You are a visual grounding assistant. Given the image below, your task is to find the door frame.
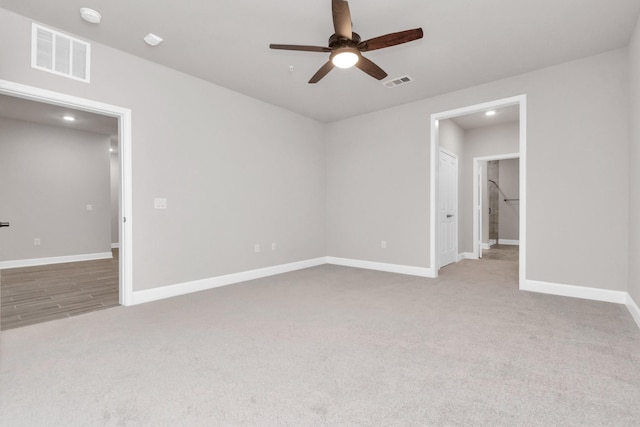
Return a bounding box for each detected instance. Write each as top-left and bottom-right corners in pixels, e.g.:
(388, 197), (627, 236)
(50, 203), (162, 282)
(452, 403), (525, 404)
(0, 79), (133, 306)
(430, 94), (527, 288)
(473, 153), (520, 259)
(438, 147), (459, 268)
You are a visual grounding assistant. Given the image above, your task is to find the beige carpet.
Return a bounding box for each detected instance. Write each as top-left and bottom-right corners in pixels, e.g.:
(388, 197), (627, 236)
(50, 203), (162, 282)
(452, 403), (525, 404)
(1, 257), (639, 426)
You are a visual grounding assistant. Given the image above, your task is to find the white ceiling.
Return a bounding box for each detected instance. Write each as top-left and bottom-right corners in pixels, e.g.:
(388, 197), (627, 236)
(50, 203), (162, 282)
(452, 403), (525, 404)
(1, 0), (640, 122)
(0, 94), (118, 136)
(450, 105), (519, 130)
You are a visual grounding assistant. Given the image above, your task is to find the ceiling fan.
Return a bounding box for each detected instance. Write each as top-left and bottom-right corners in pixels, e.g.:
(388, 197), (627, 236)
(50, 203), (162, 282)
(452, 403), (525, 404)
(269, 0), (423, 83)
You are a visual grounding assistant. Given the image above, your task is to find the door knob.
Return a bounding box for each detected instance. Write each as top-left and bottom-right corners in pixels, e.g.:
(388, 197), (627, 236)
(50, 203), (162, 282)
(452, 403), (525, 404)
(0, 222), (10, 228)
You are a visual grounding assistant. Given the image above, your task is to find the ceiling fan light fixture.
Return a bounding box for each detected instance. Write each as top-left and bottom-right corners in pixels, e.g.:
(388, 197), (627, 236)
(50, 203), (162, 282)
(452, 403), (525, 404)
(331, 48), (359, 69)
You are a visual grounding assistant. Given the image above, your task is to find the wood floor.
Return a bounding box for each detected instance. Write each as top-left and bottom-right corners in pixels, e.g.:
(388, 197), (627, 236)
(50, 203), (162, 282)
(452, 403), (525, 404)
(0, 250), (119, 330)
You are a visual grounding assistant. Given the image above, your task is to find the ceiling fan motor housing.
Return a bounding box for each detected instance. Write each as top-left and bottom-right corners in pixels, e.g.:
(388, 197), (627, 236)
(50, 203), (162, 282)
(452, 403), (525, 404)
(329, 32), (361, 48)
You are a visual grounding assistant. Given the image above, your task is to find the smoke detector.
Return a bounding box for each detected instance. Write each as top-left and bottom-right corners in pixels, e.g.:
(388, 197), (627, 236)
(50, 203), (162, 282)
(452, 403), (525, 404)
(80, 8), (101, 24)
(144, 33), (164, 46)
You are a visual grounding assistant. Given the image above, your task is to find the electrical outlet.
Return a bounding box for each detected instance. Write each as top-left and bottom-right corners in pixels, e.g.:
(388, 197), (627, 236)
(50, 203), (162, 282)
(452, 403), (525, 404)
(86, 204), (93, 211)
(254, 244), (260, 253)
(34, 238), (41, 246)
(271, 242), (276, 251)
(381, 240), (387, 249)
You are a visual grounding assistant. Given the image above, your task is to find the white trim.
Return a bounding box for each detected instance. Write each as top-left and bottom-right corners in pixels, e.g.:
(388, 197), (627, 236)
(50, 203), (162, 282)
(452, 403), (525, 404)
(626, 294), (640, 329)
(111, 243), (120, 249)
(131, 258), (327, 305)
(430, 95), (527, 287)
(482, 242), (492, 250)
(0, 79), (133, 306)
(326, 256), (435, 278)
(518, 100), (527, 287)
(522, 280), (627, 304)
(498, 239), (520, 245)
(0, 252), (112, 269)
(457, 252), (477, 261)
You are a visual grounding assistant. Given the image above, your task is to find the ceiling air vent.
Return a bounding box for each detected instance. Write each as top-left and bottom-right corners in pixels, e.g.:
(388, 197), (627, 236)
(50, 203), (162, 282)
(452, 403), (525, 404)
(31, 23), (91, 83)
(383, 75), (413, 88)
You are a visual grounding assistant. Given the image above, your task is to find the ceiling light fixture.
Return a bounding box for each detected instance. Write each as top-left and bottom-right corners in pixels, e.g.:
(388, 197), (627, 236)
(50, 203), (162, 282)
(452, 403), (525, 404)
(63, 115), (75, 121)
(331, 47), (359, 69)
(485, 110), (496, 116)
(80, 8), (102, 24)
(144, 33), (164, 47)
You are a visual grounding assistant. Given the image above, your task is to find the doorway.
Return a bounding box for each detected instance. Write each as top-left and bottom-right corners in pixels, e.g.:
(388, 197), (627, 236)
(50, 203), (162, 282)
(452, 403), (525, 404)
(0, 79), (133, 330)
(473, 154), (520, 260)
(430, 95), (526, 286)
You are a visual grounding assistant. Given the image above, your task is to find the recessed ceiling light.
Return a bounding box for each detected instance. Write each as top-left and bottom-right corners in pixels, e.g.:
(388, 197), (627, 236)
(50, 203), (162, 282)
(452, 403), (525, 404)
(80, 8), (102, 24)
(63, 115), (75, 122)
(485, 110), (496, 116)
(144, 33), (164, 46)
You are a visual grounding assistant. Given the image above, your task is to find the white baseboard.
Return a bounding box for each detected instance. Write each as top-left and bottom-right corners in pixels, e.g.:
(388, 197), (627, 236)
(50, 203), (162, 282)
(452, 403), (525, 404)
(0, 252), (113, 269)
(131, 257), (327, 305)
(132, 256), (436, 305)
(326, 256), (435, 278)
(457, 252), (477, 262)
(481, 243), (491, 250)
(488, 239), (497, 247)
(111, 243), (120, 249)
(521, 279), (627, 304)
(626, 294), (640, 328)
(499, 239), (520, 245)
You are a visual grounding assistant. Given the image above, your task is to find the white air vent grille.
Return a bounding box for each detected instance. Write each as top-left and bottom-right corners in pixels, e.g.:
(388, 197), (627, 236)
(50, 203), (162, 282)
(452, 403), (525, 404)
(31, 23), (90, 83)
(383, 75), (413, 88)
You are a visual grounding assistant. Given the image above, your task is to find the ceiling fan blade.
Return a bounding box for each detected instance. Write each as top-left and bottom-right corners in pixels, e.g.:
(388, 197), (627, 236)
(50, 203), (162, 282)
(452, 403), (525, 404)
(332, 0), (352, 40)
(309, 61), (335, 84)
(358, 28), (423, 52)
(270, 44), (332, 53)
(355, 55), (387, 80)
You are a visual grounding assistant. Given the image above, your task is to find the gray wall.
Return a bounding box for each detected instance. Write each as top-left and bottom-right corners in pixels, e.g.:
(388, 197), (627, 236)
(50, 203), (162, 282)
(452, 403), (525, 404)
(0, 8), (633, 295)
(498, 159), (519, 242)
(461, 123), (519, 253)
(0, 117), (111, 261)
(327, 48), (629, 291)
(629, 15), (640, 303)
(110, 142), (119, 246)
(437, 121), (519, 252)
(0, 9), (326, 291)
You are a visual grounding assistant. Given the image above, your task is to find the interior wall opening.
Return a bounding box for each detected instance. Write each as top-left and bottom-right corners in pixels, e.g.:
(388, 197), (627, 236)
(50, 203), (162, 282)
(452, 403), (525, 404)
(430, 95), (526, 287)
(0, 79), (133, 329)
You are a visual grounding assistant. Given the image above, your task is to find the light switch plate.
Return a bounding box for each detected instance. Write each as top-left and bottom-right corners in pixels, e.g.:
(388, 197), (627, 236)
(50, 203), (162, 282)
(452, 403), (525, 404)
(154, 198), (167, 209)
